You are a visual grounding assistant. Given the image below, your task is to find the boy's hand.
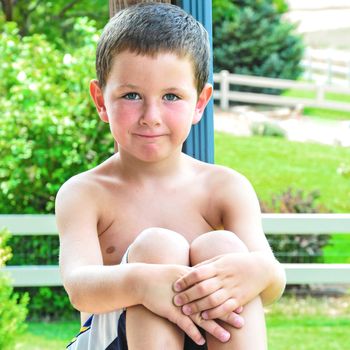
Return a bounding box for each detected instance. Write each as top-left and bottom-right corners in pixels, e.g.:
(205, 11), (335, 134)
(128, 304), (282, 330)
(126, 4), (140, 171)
(172, 253), (268, 320)
(140, 264), (233, 345)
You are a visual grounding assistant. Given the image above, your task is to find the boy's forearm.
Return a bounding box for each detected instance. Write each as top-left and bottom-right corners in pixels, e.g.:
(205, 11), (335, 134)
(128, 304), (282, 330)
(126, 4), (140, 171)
(252, 252), (286, 305)
(64, 263), (147, 314)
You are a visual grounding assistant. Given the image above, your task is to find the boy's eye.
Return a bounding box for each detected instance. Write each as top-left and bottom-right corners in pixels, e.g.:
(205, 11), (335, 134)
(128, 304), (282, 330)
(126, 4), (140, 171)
(123, 92), (141, 100)
(163, 93), (179, 101)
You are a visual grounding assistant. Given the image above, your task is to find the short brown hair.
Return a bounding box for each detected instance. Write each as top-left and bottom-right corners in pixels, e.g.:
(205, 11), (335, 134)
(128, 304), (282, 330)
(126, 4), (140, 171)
(96, 2), (210, 94)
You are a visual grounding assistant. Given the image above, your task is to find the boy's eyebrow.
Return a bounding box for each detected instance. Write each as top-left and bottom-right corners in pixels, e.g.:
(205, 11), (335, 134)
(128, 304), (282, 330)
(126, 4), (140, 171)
(161, 87), (190, 94)
(114, 84), (190, 94)
(115, 83), (140, 90)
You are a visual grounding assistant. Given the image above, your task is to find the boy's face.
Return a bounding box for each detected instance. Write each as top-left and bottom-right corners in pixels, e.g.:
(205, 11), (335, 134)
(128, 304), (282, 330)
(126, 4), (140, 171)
(90, 51), (212, 163)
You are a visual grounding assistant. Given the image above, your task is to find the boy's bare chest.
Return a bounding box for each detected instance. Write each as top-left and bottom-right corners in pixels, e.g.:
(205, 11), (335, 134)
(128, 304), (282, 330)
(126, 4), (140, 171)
(97, 186), (218, 265)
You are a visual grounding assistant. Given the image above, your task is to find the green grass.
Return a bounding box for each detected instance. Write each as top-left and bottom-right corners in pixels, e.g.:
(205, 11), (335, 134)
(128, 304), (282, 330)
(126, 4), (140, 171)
(215, 133), (350, 213)
(215, 132), (350, 262)
(266, 296), (350, 350)
(13, 297), (350, 350)
(14, 321), (78, 350)
(282, 88), (350, 121)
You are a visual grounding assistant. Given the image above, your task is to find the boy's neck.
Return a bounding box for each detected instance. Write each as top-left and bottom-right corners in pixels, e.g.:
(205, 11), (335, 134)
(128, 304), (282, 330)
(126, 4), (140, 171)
(116, 149), (189, 183)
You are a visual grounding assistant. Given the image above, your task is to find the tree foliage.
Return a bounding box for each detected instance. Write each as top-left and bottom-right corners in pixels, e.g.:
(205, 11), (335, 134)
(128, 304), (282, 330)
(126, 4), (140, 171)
(0, 0), (109, 48)
(212, 0), (304, 83)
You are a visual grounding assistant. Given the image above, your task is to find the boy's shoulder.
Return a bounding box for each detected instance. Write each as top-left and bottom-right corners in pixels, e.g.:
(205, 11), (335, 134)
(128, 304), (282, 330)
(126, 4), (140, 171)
(194, 158), (251, 190)
(55, 156), (117, 206)
(194, 159), (258, 209)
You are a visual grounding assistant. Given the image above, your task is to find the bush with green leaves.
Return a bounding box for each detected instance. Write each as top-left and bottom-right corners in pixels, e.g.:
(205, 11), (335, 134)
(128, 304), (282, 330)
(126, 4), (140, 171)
(0, 229), (29, 349)
(212, 0), (304, 93)
(0, 19), (113, 319)
(251, 121), (286, 138)
(0, 19), (113, 214)
(7, 234), (78, 320)
(260, 188), (330, 264)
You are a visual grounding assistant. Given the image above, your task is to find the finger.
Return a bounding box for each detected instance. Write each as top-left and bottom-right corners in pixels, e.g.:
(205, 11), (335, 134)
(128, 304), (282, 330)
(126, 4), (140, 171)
(235, 305), (244, 314)
(220, 311), (245, 329)
(173, 264), (216, 292)
(201, 298), (240, 320)
(173, 314), (206, 346)
(173, 277), (219, 306)
(195, 317), (230, 343)
(182, 289), (228, 315)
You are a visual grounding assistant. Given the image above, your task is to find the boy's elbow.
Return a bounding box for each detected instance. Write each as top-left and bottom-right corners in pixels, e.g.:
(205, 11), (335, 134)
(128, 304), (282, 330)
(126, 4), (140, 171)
(64, 280), (85, 312)
(63, 271), (93, 313)
(66, 286), (96, 313)
(64, 278), (107, 314)
(261, 260), (286, 305)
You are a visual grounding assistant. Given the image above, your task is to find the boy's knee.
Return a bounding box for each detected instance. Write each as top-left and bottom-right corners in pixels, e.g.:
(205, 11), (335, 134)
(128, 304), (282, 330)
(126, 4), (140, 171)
(190, 230), (248, 265)
(128, 227), (190, 265)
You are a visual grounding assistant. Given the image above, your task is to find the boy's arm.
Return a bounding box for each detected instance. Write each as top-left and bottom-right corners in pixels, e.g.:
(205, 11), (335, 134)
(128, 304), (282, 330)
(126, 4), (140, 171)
(220, 172), (286, 305)
(56, 177), (142, 313)
(173, 169), (286, 316)
(56, 177), (234, 345)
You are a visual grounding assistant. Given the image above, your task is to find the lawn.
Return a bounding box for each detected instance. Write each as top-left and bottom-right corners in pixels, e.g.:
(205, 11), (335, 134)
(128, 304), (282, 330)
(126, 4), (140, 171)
(214, 132), (350, 213)
(13, 296), (350, 350)
(214, 132), (350, 263)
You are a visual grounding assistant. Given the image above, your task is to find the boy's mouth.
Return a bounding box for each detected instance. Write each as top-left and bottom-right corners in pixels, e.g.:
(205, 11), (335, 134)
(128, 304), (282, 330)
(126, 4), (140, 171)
(134, 133), (166, 138)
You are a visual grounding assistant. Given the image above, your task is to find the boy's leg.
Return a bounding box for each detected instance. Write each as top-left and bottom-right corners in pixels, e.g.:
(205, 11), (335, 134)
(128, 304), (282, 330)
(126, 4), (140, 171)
(190, 231), (267, 350)
(126, 227), (189, 350)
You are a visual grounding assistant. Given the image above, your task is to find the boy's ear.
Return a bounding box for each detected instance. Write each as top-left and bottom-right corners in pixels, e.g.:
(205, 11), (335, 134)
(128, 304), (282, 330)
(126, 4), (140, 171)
(192, 83), (213, 125)
(90, 79), (109, 123)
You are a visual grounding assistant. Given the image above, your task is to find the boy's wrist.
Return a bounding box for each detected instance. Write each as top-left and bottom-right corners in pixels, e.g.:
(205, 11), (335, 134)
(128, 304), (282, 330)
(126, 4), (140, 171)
(127, 263), (150, 305)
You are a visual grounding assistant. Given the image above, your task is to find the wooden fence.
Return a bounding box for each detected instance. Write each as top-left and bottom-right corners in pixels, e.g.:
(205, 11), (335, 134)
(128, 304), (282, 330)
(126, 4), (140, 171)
(213, 71), (350, 112)
(1, 214), (350, 286)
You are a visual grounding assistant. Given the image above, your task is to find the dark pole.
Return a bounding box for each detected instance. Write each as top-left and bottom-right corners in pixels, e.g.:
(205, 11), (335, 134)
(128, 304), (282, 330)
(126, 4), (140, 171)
(175, 0), (214, 163)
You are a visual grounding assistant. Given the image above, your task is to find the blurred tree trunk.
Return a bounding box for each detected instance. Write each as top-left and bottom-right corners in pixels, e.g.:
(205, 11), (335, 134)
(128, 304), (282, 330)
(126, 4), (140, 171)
(1, 0), (13, 21)
(109, 0), (171, 152)
(109, 0), (171, 17)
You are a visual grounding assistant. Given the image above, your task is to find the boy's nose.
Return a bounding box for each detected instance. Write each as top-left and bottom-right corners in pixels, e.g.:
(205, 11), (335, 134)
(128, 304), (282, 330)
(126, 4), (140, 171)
(140, 101), (162, 126)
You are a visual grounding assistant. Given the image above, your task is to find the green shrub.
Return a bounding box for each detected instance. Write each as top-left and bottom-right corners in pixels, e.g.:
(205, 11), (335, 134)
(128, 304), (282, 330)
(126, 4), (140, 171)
(0, 19), (113, 214)
(7, 235), (77, 320)
(8, 235), (59, 266)
(213, 0), (304, 94)
(0, 229), (29, 349)
(260, 188), (330, 263)
(0, 19), (112, 319)
(14, 287), (78, 321)
(251, 122), (286, 138)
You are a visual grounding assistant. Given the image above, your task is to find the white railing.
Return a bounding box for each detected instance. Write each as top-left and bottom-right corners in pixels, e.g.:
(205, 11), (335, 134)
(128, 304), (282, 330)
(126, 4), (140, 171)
(213, 71), (350, 112)
(302, 48), (350, 87)
(1, 214), (350, 286)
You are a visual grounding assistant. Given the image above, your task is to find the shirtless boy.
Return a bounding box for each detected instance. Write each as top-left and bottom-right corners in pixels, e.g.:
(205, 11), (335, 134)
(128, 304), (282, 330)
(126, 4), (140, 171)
(55, 3), (286, 349)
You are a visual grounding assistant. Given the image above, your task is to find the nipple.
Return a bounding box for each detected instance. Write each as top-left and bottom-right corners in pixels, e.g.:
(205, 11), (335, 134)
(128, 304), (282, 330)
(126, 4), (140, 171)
(106, 246), (116, 254)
